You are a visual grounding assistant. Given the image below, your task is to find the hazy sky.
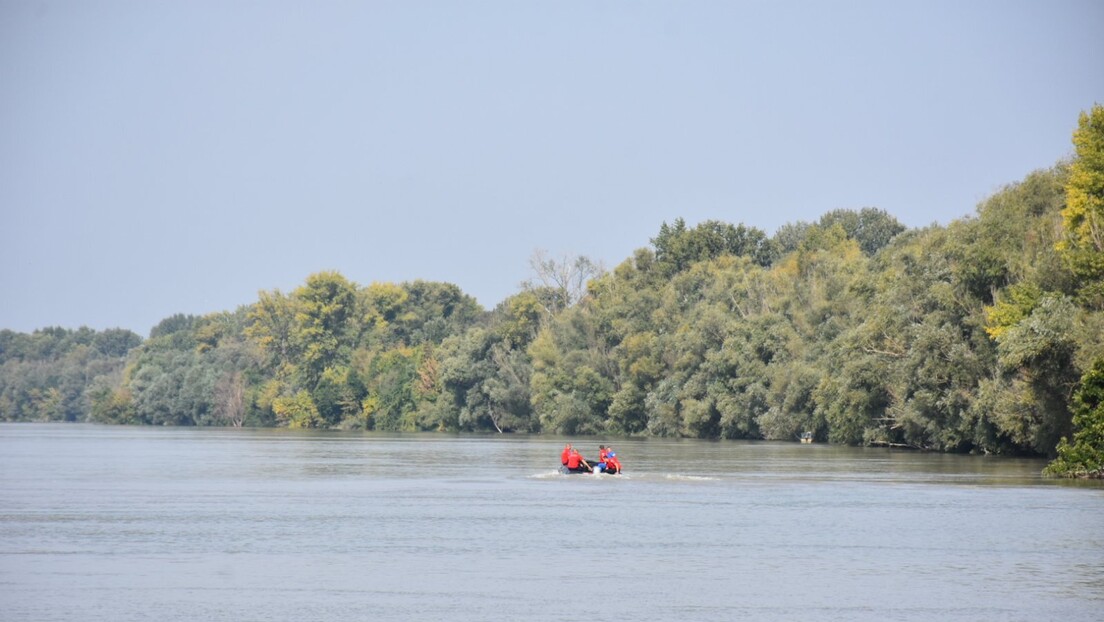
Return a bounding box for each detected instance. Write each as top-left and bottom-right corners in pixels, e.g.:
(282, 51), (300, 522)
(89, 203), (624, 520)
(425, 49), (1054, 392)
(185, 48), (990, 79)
(2, 1), (1102, 336)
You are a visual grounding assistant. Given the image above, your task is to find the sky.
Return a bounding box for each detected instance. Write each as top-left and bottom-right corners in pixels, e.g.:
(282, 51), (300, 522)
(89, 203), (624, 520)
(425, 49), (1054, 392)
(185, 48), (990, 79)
(2, 0), (1102, 336)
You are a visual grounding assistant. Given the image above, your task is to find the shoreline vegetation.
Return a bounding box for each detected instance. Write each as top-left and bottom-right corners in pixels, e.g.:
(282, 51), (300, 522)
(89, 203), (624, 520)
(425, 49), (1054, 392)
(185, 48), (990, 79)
(3, 106), (1103, 478)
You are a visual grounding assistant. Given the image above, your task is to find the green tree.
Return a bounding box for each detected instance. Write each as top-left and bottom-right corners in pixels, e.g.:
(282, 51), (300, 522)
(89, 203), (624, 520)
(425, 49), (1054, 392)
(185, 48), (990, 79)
(313, 366), (364, 427)
(1045, 357), (1104, 478)
(359, 347), (419, 431)
(494, 291), (544, 349)
(245, 289), (299, 376)
(991, 294), (1079, 453)
(818, 207), (906, 256)
(395, 280), (482, 344)
(772, 221), (814, 258)
(652, 218), (774, 276)
(358, 282), (411, 346)
(88, 384), (137, 424)
(985, 282), (1044, 340)
(528, 307), (612, 435)
(1, 327), (142, 422)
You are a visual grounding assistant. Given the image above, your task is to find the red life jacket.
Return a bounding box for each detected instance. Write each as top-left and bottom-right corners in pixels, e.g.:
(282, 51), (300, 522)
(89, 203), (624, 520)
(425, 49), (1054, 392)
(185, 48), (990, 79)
(566, 451), (582, 469)
(561, 446), (571, 465)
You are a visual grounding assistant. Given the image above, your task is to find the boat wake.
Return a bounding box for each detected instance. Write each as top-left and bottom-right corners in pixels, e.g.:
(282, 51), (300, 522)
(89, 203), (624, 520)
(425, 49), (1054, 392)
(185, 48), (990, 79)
(663, 473), (718, 482)
(528, 470), (631, 480)
(529, 471), (714, 482)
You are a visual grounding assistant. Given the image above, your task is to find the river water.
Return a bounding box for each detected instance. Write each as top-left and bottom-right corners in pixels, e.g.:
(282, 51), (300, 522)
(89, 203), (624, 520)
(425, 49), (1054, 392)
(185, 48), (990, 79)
(1, 424), (1101, 621)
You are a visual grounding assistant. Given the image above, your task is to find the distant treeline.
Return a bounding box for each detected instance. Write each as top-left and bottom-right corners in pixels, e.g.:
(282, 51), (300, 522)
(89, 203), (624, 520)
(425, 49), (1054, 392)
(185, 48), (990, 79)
(3, 106), (1103, 477)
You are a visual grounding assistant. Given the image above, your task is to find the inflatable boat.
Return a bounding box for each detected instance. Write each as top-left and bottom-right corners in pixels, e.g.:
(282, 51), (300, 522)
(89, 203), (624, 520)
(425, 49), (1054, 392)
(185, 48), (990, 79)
(560, 461), (621, 475)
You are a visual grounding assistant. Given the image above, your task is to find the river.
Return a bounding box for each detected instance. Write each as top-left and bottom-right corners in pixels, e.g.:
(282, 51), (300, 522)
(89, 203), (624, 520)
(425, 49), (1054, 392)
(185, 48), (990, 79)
(1, 424), (1101, 621)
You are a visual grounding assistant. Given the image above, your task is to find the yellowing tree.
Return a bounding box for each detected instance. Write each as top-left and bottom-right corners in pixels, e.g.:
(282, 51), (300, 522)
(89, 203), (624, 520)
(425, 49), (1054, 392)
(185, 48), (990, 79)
(1060, 104), (1104, 305)
(292, 271), (358, 386)
(273, 390), (321, 428)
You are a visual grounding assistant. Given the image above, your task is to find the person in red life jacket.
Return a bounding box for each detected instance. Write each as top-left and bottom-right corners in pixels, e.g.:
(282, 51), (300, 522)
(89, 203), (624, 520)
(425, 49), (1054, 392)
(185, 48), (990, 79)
(605, 451), (622, 474)
(596, 441), (613, 472)
(565, 448), (591, 472)
(561, 443), (572, 466)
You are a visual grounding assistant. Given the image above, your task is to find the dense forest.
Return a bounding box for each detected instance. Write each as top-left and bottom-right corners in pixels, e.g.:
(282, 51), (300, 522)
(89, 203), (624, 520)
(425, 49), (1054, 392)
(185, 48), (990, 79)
(3, 106), (1103, 477)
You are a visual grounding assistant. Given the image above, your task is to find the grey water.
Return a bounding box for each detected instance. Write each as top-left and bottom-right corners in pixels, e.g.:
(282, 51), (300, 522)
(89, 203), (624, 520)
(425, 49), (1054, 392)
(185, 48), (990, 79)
(1, 424), (1101, 621)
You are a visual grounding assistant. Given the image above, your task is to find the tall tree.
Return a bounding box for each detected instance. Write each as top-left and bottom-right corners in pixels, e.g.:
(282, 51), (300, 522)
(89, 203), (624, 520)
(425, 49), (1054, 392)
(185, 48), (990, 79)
(245, 290), (299, 376)
(652, 218), (774, 275)
(293, 271), (358, 386)
(819, 207), (906, 256)
(1059, 104), (1104, 307)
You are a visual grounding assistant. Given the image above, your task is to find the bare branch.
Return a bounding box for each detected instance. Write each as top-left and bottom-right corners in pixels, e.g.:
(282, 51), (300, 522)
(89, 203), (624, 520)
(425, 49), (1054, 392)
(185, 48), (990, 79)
(523, 249), (606, 312)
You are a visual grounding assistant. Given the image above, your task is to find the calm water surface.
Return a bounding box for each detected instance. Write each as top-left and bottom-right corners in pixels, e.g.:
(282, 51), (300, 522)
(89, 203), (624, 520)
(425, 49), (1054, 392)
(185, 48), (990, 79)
(1, 424), (1102, 621)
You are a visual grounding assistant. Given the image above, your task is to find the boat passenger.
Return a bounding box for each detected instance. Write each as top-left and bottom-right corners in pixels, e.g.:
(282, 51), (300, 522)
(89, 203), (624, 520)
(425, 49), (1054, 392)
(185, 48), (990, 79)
(561, 443), (572, 466)
(605, 451), (622, 474)
(594, 445), (609, 472)
(565, 448), (590, 472)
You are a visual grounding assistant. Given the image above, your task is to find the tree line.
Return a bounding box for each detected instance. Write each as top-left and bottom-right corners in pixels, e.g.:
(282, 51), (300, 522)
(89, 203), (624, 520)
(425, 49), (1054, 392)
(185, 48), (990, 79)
(2, 105), (1102, 477)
